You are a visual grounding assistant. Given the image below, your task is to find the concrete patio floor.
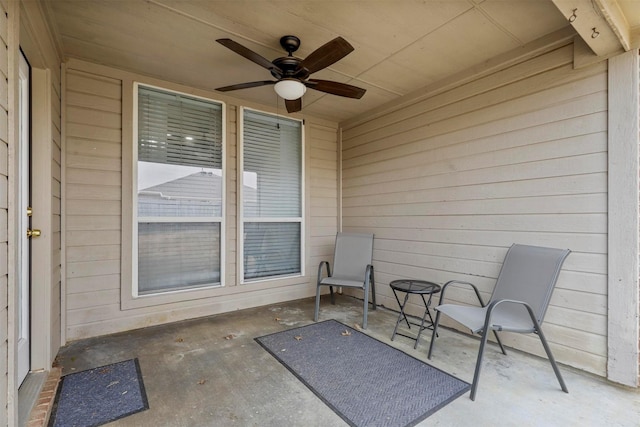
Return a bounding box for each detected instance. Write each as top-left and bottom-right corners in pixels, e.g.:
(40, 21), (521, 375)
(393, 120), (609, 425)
(53, 295), (639, 426)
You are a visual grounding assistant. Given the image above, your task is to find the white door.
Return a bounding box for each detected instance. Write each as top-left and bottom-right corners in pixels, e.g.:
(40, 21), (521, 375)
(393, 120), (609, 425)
(17, 51), (31, 385)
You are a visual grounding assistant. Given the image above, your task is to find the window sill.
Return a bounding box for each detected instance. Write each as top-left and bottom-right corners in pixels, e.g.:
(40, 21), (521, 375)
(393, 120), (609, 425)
(120, 274), (311, 311)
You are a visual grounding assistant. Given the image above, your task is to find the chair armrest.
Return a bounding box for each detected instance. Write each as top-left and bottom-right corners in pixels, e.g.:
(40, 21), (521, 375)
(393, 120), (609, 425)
(317, 261), (331, 284)
(438, 280), (485, 306)
(484, 299), (538, 331)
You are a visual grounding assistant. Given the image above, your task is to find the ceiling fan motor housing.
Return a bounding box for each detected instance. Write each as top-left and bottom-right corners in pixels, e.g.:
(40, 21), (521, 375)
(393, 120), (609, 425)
(280, 35), (301, 54)
(271, 56), (308, 79)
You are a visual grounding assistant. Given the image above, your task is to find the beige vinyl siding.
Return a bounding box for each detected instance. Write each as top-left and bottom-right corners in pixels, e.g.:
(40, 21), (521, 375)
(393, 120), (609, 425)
(341, 42), (607, 376)
(65, 68), (122, 337)
(0, 0), (8, 422)
(64, 60), (338, 340)
(307, 122), (339, 270)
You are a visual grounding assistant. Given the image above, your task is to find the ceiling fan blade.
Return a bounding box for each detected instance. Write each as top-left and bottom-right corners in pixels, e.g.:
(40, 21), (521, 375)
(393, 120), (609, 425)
(215, 80), (276, 92)
(285, 98), (302, 113)
(216, 38), (282, 74)
(306, 79), (366, 99)
(300, 37), (354, 74)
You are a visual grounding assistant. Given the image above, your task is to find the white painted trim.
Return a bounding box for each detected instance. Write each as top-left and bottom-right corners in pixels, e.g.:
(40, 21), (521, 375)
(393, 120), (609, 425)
(337, 127), (342, 232)
(59, 62), (67, 345)
(592, 0), (633, 50)
(6, 2), (20, 423)
(125, 82), (227, 304)
(238, 106), (305, 285)
(607, 49), (639, 387)
(30, 67), (53, 370)
(137, 217), (223, 223)
(120, 77), (135, 309)
(238, 107), (245, 283)
(242, 218), (303, 223)
(551, 0), (624, 57)
(17, 49), (30, 385)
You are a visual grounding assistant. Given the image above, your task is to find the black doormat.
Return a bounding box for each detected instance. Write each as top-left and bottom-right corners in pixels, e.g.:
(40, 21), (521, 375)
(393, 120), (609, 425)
(48, 358), (149, 427)
(255, 320), (469, 427)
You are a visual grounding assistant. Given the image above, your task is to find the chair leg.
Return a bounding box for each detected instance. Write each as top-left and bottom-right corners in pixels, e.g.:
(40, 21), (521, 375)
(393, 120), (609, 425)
(536, 327), (569, 393)
(470, 328), (491, 401)
(329, 286), (335, 304)
(362, 282), (369, 329)
(370, 268), (376, 310)
(427, 310), (442, 360)
(314, 285), (322, 322)
(493, 330), (507, 355)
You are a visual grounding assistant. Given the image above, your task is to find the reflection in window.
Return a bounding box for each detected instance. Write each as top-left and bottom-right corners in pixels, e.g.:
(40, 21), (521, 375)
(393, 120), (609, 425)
(136, 85), (224, 295)
(241, 109), (303, 282)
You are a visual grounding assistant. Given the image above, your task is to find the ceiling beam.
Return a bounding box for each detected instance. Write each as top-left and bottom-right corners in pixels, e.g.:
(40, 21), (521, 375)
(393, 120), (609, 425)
(551, 0), (630, 56)
(592, 0), (633, 50)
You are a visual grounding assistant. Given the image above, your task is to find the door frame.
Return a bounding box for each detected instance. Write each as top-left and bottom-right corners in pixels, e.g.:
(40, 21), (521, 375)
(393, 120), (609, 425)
(16, 0), (61, 379)
(29, 66), (54, 372)
(17, 49), (31, 385)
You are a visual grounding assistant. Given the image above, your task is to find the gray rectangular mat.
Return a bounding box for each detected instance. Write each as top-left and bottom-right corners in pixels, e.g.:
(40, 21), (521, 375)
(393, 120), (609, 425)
(48, 358), (149, 427)
(255, 320), (469, 427)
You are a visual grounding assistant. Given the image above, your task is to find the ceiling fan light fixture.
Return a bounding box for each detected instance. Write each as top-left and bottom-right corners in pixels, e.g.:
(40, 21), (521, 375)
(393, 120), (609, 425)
(274, 79), (306, 100)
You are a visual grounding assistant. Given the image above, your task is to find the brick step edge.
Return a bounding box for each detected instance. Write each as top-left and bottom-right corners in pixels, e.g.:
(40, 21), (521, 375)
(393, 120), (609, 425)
(27, 367), (62, 427)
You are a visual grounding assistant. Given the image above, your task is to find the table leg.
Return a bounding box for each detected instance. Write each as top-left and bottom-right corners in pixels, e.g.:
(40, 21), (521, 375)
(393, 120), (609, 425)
(425, 292), (437, 329)
(414, 294), (431, 349)
(392, 288), (411, 328)
(391, 291), (411, 341)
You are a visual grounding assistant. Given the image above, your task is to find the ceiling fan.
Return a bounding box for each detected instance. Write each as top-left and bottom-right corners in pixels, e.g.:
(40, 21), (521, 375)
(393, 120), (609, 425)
(215, 35), (366, 113)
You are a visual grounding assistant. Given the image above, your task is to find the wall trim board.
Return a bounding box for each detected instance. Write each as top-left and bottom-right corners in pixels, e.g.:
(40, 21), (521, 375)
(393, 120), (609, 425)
(5, 1), (19, 424)
(607, 49), (640, 387)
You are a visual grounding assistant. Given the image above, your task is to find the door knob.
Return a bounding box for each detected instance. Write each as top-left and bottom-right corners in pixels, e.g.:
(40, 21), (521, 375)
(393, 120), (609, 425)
(27, 229), (41, 238)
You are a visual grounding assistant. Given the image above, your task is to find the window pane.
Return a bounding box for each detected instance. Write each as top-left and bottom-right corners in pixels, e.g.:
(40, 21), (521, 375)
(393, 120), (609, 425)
(138, 163), (222, 217)
(136, 85), (224, 295)
(138, 87), (223, 218)
(138, 86), (223, 169)
(138, 222), (221, 294)
(243, 110), (301, 217)
(244, 222), (301, 280)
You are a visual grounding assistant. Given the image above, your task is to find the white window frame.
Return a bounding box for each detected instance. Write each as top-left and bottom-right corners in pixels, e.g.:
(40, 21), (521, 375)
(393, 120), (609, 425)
(238, 107), (305, 284)
(131, 82), (226, 298)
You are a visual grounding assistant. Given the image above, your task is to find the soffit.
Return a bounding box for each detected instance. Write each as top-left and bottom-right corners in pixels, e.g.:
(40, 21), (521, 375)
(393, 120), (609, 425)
(47, 0), (574, 122)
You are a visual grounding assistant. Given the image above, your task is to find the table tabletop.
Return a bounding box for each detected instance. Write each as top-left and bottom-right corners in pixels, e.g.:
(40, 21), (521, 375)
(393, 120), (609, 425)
(389, 279), (441, 294)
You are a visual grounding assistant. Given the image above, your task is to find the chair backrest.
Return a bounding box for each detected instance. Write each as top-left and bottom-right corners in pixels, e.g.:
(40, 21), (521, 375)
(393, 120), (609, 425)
(331, 232), (374, 282)
(490, 244), (570, 324)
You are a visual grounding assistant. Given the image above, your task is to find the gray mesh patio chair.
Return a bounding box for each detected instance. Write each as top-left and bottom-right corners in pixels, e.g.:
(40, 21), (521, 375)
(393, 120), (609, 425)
(427, 244), (570, 401)
(314, 232), (376, 329)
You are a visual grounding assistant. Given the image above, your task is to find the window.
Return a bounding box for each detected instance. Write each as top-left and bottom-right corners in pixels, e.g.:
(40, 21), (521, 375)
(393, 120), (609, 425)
(241, 109), (303, 282)
(135, 84), (224, 295)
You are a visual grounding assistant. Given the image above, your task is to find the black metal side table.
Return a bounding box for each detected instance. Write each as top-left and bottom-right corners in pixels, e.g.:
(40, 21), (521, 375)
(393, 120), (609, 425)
(389, 279), (441, 349)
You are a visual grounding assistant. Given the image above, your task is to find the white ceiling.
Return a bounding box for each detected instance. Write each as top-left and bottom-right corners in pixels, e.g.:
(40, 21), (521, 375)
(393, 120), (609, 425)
(44, 0), (638, 123)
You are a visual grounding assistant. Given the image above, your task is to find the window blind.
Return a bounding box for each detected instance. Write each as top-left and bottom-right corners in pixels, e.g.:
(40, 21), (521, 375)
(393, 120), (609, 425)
(242, 109), (302, 281)
(243, 222), (301, 280)
(138, 86), (223, 168)
(136, 85), (224, 294)
(242, 110), (301, 218)
(138, 223), (221, 294)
